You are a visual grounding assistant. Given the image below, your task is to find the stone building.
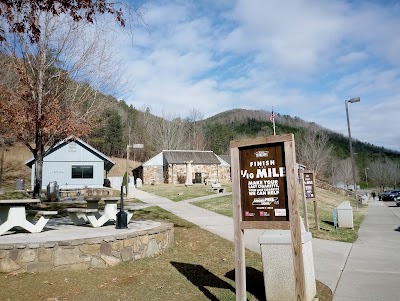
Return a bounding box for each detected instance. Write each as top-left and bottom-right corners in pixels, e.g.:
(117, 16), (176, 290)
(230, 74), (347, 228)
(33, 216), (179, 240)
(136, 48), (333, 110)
(141, 150), (230, 184)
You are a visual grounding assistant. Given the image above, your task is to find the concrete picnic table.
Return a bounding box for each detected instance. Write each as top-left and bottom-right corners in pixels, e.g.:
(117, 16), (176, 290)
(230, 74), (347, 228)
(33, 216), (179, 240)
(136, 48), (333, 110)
(67, 197), (136, 228)
(0, 199), (57, 235)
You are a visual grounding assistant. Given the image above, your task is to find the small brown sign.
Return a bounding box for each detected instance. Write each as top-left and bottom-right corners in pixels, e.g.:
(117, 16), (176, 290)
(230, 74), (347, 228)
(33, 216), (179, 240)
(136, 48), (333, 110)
(304, 172), (315, 199)
(239, 142), (289, 222)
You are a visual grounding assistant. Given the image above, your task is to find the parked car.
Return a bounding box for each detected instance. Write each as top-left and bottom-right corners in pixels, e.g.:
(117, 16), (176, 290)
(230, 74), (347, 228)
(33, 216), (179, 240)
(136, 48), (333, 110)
(380, 190), (400, 202)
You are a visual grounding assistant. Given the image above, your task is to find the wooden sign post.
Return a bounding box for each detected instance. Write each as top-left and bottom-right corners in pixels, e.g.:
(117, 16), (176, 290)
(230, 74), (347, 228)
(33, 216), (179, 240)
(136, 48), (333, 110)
(300, 170), (309, 232)
(303, 171), (319, 231)
(231, 134), (306, 301)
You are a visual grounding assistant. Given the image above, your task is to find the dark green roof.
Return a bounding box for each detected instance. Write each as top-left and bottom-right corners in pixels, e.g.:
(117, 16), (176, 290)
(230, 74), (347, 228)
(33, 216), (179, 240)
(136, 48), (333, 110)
(163, 151), (220, 164)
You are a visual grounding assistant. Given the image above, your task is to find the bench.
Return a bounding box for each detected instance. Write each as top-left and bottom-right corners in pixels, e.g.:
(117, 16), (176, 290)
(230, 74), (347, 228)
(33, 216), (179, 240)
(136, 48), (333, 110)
(26, 209), (58, 217)
(204, 179), (217, 186)
(211, 183), (225, 193)
(66, 208), (98, 226)
(24, 209), (58, 231)
(124, 204), (153, 221)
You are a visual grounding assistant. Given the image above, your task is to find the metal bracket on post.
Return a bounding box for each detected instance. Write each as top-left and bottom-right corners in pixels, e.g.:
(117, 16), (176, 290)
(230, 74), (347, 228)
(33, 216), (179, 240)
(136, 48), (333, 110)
(116, 185), (128, 229)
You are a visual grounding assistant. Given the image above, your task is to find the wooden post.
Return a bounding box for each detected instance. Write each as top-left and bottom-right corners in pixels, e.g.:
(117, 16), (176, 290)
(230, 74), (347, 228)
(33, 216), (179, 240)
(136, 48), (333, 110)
(300, 171), (309, 232)
(313, 199), (320, 231)
(231, 147), (246, 301)
(285, 140), (306, 301)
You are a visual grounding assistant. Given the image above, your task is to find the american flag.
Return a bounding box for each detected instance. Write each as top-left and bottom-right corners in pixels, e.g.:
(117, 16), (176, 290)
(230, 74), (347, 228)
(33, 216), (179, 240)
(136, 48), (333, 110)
(270, 110), (275, 122)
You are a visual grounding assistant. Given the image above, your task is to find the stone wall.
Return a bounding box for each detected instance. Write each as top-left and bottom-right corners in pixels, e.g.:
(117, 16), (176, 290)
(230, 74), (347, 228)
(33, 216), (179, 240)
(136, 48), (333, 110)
(58, 187), (117, 198)
(143, 166), (164, 184)
(0, 223), (173, 274)
(145, 164), (231, 184)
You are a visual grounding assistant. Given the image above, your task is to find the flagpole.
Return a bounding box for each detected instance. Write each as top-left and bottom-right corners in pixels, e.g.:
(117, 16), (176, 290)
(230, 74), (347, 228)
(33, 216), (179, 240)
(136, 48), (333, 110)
(273, 118), (276, 135)
(270, 108), (276, 135)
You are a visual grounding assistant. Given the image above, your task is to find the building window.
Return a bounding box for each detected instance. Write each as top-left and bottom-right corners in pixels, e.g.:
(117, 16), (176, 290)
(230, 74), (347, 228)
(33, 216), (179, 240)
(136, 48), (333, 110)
(72, 165), (93, 179)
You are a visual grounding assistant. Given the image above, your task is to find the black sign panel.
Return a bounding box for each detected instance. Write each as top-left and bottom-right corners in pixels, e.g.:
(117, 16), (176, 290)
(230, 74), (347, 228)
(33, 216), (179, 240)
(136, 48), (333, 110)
(239, 142), (289, 221)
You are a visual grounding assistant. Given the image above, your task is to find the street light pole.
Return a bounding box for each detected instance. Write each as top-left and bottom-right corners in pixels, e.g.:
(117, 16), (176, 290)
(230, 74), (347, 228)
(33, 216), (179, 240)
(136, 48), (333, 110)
(345, 97), (360, 211)
(126, 144), (129, 197)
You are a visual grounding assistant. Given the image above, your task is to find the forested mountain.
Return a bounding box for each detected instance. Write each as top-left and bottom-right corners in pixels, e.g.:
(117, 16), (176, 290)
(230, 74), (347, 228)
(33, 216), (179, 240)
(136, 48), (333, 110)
(203, 108), (399, 159)
(85, 103), (400, 186)
(90, 102), (400, 160)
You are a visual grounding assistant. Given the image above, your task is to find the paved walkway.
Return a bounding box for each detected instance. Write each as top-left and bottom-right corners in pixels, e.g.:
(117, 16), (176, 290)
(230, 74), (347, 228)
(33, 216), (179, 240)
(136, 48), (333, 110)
(333, 199), (400, 301)
(131, 188), (352, 293)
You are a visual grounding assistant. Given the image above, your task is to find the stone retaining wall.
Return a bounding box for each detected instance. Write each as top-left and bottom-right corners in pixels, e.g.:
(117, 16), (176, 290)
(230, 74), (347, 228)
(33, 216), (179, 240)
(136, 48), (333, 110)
(0, 223), (174, 274)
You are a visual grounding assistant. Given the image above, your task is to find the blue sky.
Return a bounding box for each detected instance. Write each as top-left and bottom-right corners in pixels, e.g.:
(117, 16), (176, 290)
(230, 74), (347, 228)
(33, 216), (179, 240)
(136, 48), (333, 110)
(112, 0), (400, 151)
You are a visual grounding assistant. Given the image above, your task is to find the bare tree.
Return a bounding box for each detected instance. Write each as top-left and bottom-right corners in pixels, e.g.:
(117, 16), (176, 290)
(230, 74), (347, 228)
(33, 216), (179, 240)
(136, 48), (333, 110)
(296, 128), (333, 177)
(335, 158), (355, 189)
(387, 159), (400, 189)
(368, 158), (400, 191)
(150, 111), (189, 150)
(187, 108), (207, 150)
(0, 12), (130, 196)
(0, 0), (128, 43)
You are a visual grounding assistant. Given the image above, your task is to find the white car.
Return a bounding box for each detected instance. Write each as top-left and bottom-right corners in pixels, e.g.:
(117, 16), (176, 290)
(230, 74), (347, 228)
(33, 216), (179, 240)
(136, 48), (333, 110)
(395, 196), (400, 207)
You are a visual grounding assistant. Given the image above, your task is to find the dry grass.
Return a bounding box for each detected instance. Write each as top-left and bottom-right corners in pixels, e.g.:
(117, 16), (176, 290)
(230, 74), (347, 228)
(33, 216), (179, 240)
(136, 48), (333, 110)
(141, 183), (232, 202)
(0, 207), (332, 301)
(299, 186), (366, 242)
(0, 143), (32, 189)
(107, 156), (141, 177)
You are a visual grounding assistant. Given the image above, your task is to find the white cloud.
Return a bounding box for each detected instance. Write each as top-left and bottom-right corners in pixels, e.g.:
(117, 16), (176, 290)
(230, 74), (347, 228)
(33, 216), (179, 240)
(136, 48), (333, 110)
(109, 0), (400, 151)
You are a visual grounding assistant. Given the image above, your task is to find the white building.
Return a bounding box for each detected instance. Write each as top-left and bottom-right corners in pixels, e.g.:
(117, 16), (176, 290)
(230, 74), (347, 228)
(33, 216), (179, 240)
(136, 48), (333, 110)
(25, 136), (115, 189)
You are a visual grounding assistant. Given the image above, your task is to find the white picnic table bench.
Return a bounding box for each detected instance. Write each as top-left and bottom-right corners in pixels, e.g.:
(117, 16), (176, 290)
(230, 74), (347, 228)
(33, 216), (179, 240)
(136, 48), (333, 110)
(66, 197), (138, 228)
(0, 199), (57, 235)
(211, 183), (226, 193)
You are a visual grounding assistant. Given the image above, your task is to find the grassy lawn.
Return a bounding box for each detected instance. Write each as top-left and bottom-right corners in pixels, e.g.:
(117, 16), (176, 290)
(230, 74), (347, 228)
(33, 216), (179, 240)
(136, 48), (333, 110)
(195, 194), (233, 217)
(0, 206), (332, 301)
(194, 186), (365, 243)
(0, 190), (30, 200)
(141, 183), (231, 202)
(304, 187), (366, 243)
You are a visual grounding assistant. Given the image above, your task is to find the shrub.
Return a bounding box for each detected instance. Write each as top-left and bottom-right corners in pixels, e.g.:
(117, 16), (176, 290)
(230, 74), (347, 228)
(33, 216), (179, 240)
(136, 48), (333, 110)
(177, 174), (185, 184)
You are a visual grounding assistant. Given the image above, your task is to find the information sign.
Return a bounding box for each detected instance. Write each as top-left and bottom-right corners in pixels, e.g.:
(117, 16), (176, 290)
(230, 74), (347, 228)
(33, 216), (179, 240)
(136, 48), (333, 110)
(333, 208), (337, 229)
(231, 134), (306, 301)
(239, 143), (289, 222)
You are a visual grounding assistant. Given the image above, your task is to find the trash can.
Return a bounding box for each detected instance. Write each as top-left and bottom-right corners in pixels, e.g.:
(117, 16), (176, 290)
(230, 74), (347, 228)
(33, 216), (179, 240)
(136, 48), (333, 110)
(136, 178), (142, 189)
(337, 201), (354, 228)
(46, 181), (59, 202)
(103, 178), (111, 187)
(361, 194), (369, 205)
(16, 179), (25, 190)
(259, 225), (317, 301)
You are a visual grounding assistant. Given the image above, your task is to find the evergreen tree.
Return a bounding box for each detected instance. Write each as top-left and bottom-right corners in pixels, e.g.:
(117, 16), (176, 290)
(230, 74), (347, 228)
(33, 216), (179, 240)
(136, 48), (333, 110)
(104, 109), (124, 156)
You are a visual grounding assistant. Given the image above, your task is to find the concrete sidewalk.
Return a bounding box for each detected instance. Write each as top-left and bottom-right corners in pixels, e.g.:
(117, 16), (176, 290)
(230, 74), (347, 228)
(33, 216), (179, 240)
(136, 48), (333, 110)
(131, 187), (352, 293)
(333, 200), (400, 301)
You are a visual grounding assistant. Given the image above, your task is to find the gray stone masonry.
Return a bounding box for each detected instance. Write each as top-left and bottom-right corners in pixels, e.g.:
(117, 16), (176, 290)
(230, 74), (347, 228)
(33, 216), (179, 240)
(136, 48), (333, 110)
(0, 223), (173, 274)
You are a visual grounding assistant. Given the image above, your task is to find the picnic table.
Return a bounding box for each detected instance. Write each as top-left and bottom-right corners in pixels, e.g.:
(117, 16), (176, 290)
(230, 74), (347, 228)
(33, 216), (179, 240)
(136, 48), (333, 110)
(67, 197), (136, 228)
(0, 199), (57, 235)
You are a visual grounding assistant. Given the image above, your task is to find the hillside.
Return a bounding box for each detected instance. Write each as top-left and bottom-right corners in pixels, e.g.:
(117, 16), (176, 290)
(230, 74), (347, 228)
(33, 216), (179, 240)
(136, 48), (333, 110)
(203, 108), (400, 158)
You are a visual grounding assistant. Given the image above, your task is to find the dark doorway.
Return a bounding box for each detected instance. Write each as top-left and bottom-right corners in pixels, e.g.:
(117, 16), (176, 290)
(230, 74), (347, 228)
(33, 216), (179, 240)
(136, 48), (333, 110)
(195, 172), (202, 184)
